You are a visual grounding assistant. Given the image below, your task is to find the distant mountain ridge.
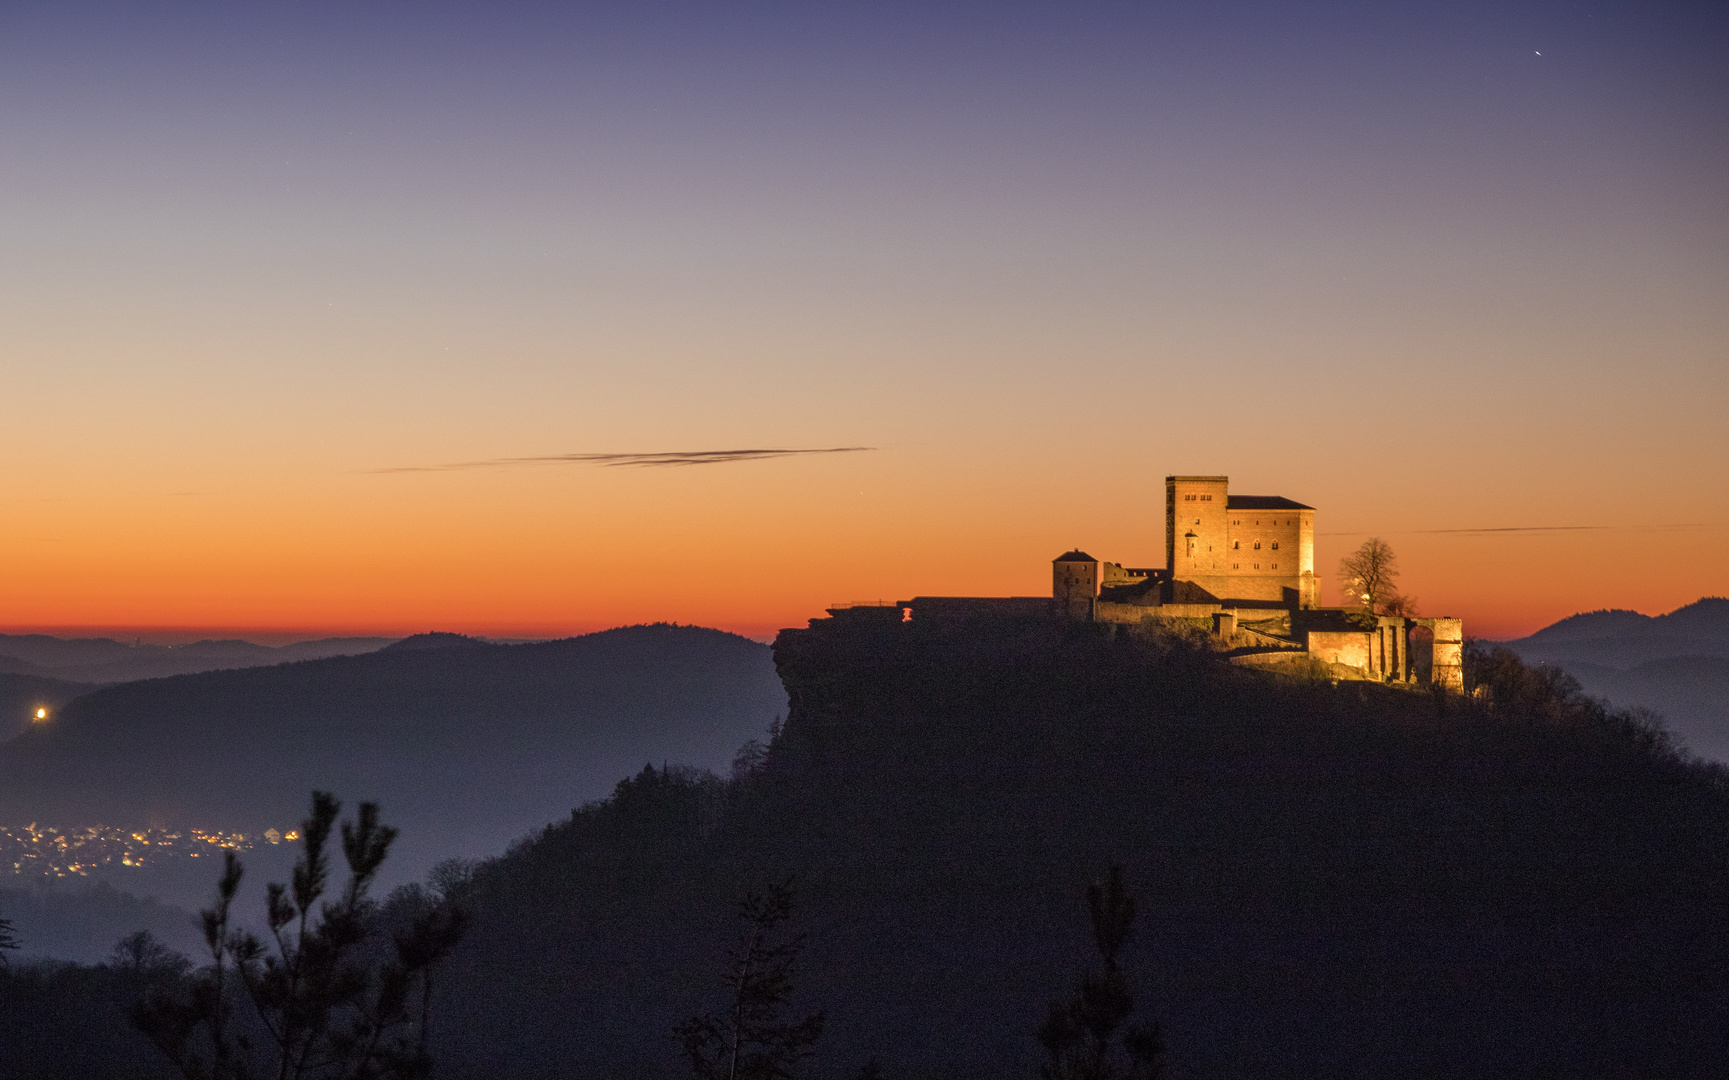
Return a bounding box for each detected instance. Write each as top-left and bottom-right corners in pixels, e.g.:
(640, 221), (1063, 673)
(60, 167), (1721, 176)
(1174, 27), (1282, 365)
(379, 631), (491, 652)
(1511, 597), (1729, 656)
(0, 633), (399, 685)
(0, 623), (786, 890)
(1500, 597), (1729, 761)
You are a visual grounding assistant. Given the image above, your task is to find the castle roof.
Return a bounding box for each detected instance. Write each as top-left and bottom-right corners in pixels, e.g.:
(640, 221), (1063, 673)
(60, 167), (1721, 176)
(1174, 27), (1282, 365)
(1226, 495), (1313, 511)
(1053, 550), (1097, 563)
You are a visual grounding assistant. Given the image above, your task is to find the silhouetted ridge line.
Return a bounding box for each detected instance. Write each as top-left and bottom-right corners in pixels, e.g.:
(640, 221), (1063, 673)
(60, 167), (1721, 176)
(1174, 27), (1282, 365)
(379, 632), (491, 653)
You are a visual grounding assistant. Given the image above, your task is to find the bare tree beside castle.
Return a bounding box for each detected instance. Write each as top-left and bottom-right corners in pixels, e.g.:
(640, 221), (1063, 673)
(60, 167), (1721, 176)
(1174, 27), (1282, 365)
(1338, 537), (1416, 616)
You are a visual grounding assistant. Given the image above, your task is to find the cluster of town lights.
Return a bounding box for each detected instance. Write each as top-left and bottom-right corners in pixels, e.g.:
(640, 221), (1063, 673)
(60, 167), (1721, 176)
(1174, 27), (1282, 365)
(3, 824), (300, 878)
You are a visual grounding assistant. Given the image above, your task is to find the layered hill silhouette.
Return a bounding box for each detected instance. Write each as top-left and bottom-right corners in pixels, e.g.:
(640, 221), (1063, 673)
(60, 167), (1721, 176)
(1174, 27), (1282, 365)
(0, 633), (397, 686)
(1501, 597), (1729, 760)
(1505, 596), (1729, 664)
(3, 619), (1727, 1077)
(0, 625), (786, 884)
(408, 618), (1729, 1078)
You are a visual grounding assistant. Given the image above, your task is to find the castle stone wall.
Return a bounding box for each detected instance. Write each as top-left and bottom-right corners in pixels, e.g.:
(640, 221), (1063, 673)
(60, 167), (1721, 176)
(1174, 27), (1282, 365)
(1417, 616), (1464, 691)
(1307, 630), (1373, 671)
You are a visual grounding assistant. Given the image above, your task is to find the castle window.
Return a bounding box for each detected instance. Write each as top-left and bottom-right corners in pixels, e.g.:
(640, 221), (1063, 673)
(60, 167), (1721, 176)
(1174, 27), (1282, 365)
(1253, 541), (1261, 549)
(1233, 541), (1239, 549)
(1272, 563), (1278, 569)
(1271, 542), (1279, 550)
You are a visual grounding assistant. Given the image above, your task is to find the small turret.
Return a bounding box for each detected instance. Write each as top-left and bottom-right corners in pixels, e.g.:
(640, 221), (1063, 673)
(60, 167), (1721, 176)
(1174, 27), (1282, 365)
(1052, 550), (1100, 618)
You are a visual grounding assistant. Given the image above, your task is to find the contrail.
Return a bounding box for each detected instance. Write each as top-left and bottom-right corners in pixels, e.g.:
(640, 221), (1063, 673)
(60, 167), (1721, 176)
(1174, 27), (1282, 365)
(373, 447), (875, 473)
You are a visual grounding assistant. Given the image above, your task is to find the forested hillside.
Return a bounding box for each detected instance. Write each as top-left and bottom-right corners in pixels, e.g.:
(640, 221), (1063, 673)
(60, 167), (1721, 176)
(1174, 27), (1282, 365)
(5, 618), (1725, 1078)
(422, 617), (1729, 1078)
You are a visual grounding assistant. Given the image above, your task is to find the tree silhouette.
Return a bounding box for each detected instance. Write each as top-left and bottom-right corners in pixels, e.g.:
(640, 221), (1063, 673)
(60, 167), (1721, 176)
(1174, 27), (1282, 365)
(676, 880), (825, 1080)
(1038, 864), (1162, 1080)
(132, 791), (465, 1080)
(110, 930), (192, 979)
(1337, 537), (1414, 615)
(0, 905), (19, 969)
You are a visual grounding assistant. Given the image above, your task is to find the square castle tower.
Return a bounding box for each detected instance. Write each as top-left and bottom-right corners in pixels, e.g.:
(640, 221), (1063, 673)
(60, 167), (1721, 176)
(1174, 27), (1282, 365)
(1165, 476), (1317, 607)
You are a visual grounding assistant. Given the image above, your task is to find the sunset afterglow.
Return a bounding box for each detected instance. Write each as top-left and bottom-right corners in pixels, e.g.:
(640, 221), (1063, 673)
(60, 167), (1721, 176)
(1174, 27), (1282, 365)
(0, 3), (1722, 642)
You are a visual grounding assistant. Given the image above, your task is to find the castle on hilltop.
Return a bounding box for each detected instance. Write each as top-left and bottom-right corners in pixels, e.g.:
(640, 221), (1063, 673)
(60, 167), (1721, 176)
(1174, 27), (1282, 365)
(1054, 476), (1318, 615)
(824, 474), (1463, 689)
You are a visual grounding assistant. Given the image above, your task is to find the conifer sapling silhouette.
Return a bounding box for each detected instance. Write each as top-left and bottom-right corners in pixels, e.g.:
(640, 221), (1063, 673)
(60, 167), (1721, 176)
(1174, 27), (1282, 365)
(1038, 864), (1162, 1080)
(131, 791), (465, 1080)
(676, 880), (824, 1080)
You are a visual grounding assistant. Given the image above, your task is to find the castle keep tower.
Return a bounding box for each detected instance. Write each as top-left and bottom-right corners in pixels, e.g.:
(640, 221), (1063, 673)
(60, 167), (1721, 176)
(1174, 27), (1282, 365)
(1166, 476), (1316, 606)
(1166, 476), (1230, 598)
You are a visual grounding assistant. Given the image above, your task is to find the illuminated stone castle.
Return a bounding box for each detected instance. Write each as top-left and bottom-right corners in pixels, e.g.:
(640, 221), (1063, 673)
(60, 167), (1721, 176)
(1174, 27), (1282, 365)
(1054, 476), (1317, 614)
(827, 473), (1463, 689)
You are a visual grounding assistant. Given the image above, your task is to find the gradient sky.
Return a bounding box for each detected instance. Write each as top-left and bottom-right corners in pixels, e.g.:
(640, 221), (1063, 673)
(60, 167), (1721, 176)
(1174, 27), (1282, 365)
(1, 1), (1724, 641)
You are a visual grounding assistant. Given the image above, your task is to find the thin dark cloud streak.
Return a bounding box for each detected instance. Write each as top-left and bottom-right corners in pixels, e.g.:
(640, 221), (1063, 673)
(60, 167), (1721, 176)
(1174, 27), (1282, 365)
(1421, 525), (1610, 534)
(373, 447), (875, 473)
(1321, 524), (1714, 537)
(1419, 524), (1713, 535)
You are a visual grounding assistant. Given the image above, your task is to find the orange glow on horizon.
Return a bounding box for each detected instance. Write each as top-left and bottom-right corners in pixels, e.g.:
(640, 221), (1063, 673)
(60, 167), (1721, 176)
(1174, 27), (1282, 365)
(0, 454), (1720, 646)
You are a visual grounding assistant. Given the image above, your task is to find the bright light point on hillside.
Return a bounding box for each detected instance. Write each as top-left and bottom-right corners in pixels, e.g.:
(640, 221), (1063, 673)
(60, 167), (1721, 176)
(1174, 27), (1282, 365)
(34, 708), (47, 722)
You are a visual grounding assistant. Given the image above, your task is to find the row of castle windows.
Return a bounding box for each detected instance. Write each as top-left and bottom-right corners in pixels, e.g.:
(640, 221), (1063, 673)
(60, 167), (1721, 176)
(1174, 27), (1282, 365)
(1233, 541), (1279, 550)
(1232, 519), (1297, 526)
(1231, 564), (1279, 570)
(1182, 494), (1215, 501)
